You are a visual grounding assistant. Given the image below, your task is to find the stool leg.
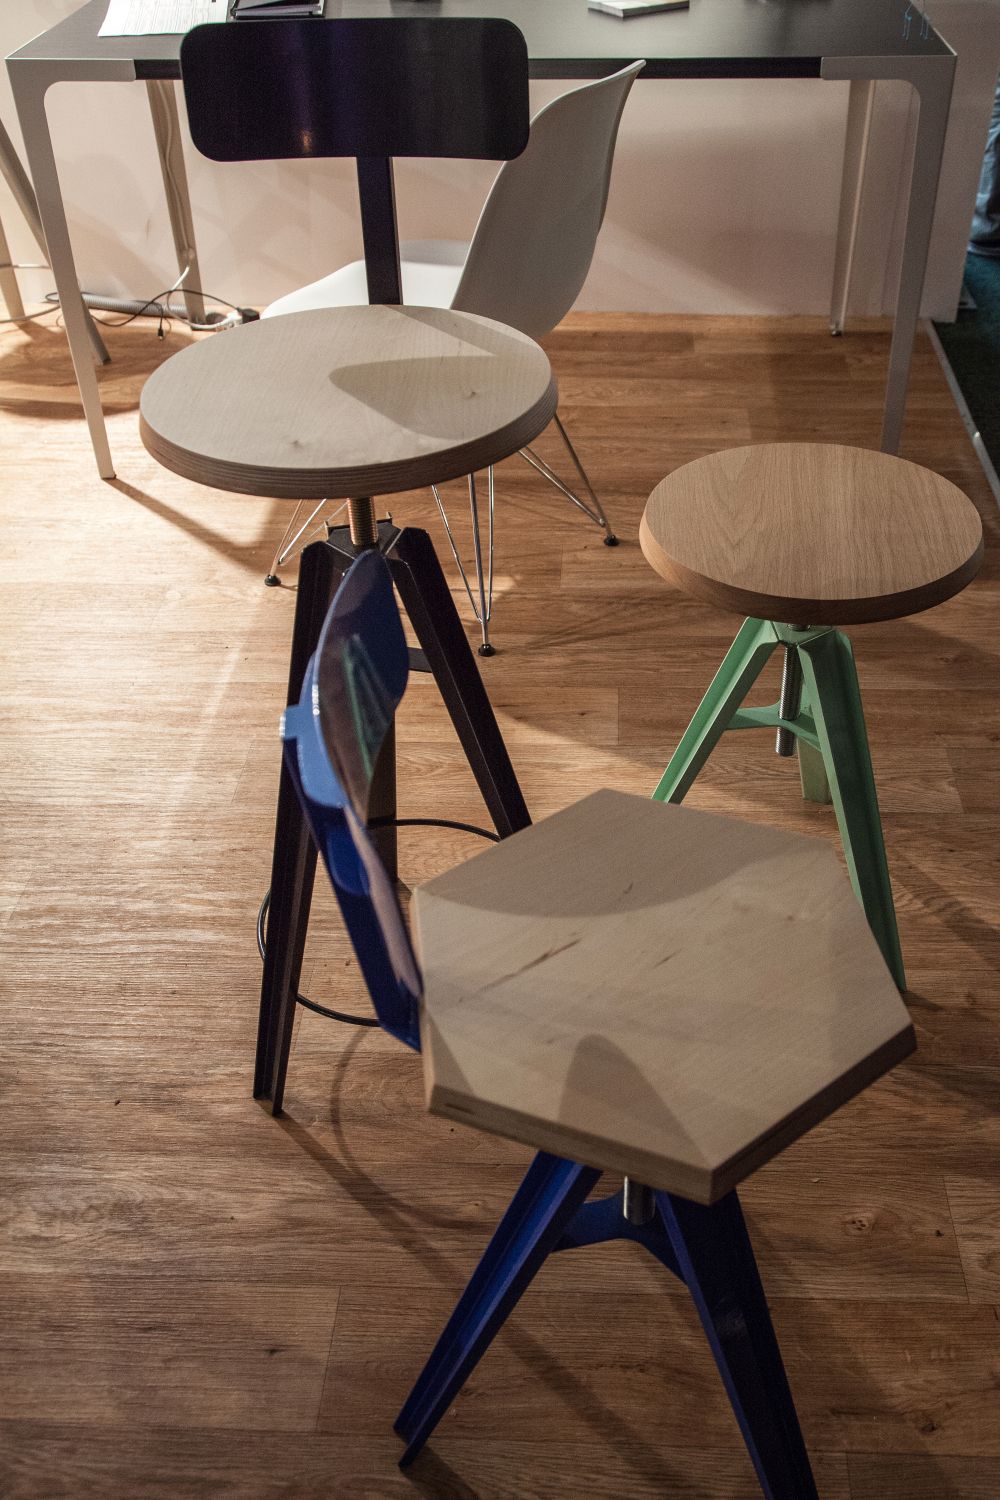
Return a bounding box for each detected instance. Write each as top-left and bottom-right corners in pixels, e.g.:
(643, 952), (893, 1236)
(797, 630), (906, 990)
(797, 739), (831, 804)
(255, 540), (345, 1112)
(652, 617), (779, 804)
(395, 1153), (601, 1466)
(795, 674), (832, 804)
(656, 1191), (819, 1500)
(388, 526), (530, 837)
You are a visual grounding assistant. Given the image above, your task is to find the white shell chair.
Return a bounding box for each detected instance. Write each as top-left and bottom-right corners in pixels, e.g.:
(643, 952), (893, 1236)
(263, 60), (644, 653)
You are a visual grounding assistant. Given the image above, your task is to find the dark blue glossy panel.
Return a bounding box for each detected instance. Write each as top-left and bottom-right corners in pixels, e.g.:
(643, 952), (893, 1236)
(283, 551), (422, 1050)
(181, 16), (529, 161)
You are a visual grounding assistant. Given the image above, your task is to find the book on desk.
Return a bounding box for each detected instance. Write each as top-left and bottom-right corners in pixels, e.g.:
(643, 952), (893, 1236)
(232, 0), (324, 17)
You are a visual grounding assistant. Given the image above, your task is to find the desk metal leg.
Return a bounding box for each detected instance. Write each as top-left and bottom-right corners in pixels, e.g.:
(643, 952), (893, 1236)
(146, 81), (207, 327)
(9, 71), (115, 477)
(0, 108), (109, 362)
(0, 211), (24, 321)
(0, 113), (45, 256)
(823, 54), (956, 455)
(880, 64), (954, 453)
(830, 78), (875, 337)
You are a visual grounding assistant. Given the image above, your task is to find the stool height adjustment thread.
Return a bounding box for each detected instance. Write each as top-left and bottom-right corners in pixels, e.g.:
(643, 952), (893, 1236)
(348, 497), (380, 549)
(623, 1177), (655, 1226)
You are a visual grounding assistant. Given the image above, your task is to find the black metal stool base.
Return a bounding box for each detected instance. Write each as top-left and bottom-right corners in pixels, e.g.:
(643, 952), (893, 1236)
(254, 521), (531, 1113)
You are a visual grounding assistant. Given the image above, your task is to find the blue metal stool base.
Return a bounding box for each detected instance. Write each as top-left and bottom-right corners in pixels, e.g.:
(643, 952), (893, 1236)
(397, 1156), (819, 1499)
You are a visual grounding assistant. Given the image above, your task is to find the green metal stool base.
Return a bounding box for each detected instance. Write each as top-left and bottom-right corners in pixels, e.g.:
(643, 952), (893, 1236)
(652, 618), (906, 991)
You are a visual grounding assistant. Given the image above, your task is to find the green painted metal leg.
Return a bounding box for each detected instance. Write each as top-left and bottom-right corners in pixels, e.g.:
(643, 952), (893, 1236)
(652, 618), (779, 804)
(797, 739), (831, 803)
(795, 674), (831, 803)
(797, 631), (906, 991)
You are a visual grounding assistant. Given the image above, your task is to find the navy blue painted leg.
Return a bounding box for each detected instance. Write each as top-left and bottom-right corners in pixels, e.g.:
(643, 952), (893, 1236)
(396, 1153), (601, 1466)
(656, 1191), (819, 1500)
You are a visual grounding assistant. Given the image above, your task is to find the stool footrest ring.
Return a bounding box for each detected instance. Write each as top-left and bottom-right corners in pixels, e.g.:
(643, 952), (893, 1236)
(256, 816), (498, 1028)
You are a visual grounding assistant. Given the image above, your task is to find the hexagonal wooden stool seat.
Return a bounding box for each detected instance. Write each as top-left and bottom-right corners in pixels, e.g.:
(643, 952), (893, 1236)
(640, 443), (984, 994)
(282, 550), (916, 1495)
(417, 787), (913, 1204)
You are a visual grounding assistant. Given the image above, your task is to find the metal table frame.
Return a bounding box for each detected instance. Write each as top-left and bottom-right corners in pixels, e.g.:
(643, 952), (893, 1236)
(6, 0), (955, 478)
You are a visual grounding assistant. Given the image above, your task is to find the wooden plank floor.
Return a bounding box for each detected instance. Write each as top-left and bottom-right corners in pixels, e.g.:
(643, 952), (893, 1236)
(2, 309), (998, 1498)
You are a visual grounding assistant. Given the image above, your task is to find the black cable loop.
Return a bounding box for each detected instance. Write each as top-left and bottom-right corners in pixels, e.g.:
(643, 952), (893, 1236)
(256, 816), (498, 1027)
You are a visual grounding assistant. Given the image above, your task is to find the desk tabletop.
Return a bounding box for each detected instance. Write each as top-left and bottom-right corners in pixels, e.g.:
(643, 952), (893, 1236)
(8, 0), (952, 80)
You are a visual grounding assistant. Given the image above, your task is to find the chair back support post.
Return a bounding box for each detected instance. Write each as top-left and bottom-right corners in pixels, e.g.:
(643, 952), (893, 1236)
(357, 157), (403, 305)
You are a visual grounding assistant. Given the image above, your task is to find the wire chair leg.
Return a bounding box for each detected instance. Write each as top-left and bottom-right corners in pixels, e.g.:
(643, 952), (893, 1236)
(552, 411), (617, 543)
(517, 410), (617, 544)
(264, 499), (346, 587)
(468, 468), (495, 656)
(431, 473), (496, 655)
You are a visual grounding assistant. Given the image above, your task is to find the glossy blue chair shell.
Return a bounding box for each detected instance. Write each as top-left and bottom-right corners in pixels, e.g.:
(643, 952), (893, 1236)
(281, 550), (422, 1050)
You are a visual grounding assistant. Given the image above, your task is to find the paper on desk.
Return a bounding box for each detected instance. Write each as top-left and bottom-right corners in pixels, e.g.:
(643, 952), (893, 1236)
(99, 0), (227, 36)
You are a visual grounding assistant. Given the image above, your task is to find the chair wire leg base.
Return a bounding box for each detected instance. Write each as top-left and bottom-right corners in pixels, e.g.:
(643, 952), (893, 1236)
(519, 410), (617, 543)
(431, 414), (611, 651)
(432, 467), (496, 654)
(264, 499), (347, 586)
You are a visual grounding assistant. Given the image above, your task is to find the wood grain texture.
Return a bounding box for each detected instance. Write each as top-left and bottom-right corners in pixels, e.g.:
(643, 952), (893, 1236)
(416, 788), (914, 1203)
(139, 305), (557, 499)
(848, 1454), (1000, 1498)
(639, 442), (984, 623)
(2, 309), (998, 1496)
(0, 1425), (852, 1500)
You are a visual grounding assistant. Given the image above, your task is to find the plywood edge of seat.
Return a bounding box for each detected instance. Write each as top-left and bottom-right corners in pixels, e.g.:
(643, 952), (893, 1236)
(421, 1011), (916, 1206)
(700, 1017), (915, 1201)
(639, 508), (985, 625)
(139, 376), (558, 500)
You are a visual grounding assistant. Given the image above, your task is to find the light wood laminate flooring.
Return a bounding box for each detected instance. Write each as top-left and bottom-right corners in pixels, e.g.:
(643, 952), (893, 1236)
(2, 310), (998, 1498)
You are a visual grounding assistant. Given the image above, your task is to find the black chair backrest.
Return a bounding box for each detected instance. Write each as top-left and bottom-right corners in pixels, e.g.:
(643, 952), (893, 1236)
(181, 18), (529, 165)
(180, 18), (530, 303)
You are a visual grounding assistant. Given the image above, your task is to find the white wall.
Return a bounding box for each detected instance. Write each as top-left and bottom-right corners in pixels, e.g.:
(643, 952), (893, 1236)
(2, 0), (999, 320)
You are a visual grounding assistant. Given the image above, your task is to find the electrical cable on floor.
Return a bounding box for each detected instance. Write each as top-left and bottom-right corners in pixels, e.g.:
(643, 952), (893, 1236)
(43, 283), (260, 335)
(2, 281), (257, 333)
(256, 817), (499, 1029)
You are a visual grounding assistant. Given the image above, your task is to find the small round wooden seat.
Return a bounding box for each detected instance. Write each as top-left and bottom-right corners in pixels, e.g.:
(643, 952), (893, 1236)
(639, 442), (984, 625)
(641, 442), (985, 997)
(140, 304), (557, 499)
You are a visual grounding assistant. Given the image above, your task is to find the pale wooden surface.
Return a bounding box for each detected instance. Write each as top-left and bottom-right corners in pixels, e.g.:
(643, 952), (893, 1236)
(640, 442), (984, 624)
(416, 788), (914, 1204)
(139, 305), (558, 499)
(3, 311), (1000, 1496)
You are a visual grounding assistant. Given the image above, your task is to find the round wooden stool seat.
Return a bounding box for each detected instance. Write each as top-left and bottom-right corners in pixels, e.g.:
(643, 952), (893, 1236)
(640, 443), (983, 625)
(140, 305), (557, 500)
